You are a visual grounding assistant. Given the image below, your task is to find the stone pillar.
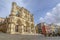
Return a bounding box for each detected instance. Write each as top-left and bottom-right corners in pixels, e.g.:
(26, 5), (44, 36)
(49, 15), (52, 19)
(30, 26), (32, 33)
(29, 24), (32, 33)
(7, 24), (11, 33)
(34, 27), (36, 34)
(10, 24), (15, 34)
(22, 25), (24, 34)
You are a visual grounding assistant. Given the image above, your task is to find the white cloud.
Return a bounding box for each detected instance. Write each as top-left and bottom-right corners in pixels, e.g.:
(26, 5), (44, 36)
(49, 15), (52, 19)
(39, 17), (45, 23)
(39, 3), (60, 25)
(0, 0), (29, 17)
(57, 3), (60, 7)
(46, 12), (52, 17)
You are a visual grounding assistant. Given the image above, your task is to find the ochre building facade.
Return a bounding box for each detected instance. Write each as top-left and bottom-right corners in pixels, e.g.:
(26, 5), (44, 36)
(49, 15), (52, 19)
(0, 2), (35, 34)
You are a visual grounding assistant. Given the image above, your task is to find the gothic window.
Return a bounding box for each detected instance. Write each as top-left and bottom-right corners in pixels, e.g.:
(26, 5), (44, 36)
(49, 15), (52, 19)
(16, 10), (19, 14)
(16, 11), (22, 18)
(31, 16), (33, 22)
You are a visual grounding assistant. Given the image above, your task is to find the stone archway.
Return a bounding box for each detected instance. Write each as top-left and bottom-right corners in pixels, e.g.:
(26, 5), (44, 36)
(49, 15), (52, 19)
(26, 21), (30, 33)
(17, 19), (22, 26)
(15, 19), (23, 33)
(15, 25), (18, 32)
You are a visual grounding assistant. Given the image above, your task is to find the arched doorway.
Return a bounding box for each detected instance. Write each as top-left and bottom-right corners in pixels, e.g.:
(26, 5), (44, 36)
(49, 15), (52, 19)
(16, 19), (22, 33)
(26, 21), (30, 33)
(15, 25), (18, 32)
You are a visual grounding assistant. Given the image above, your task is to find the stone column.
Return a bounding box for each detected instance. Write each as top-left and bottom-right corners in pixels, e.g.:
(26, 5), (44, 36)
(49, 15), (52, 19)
(30, 27), (32, 33)
(34, 27), (36, 34)
(30, 24), (32, 33)
(7, 24), (11, 33)
(22, 25), (24, 34)
(10, 24), (15, 34)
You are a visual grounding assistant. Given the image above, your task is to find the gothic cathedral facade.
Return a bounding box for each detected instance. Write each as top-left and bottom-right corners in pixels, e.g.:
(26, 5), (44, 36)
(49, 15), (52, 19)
(0, 2), (35, 34)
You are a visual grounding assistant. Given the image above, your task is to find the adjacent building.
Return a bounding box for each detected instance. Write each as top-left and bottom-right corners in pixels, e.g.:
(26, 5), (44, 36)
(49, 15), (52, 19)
(35, 23), (42, 34)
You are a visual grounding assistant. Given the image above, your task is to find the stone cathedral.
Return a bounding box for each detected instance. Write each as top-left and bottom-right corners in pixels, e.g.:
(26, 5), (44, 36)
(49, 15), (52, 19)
(0, 2), (35, 34)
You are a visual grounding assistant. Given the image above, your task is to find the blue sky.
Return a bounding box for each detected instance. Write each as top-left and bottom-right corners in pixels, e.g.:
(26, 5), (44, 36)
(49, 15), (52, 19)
(0, 0), (60, 25)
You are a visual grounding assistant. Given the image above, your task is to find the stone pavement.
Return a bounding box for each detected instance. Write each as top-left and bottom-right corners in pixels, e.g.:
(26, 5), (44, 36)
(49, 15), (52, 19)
(0, 33), (60, 40)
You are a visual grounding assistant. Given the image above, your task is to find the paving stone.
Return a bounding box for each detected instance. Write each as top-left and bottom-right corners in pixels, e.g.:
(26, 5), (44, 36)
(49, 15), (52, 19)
(0, 33), (60, 40)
